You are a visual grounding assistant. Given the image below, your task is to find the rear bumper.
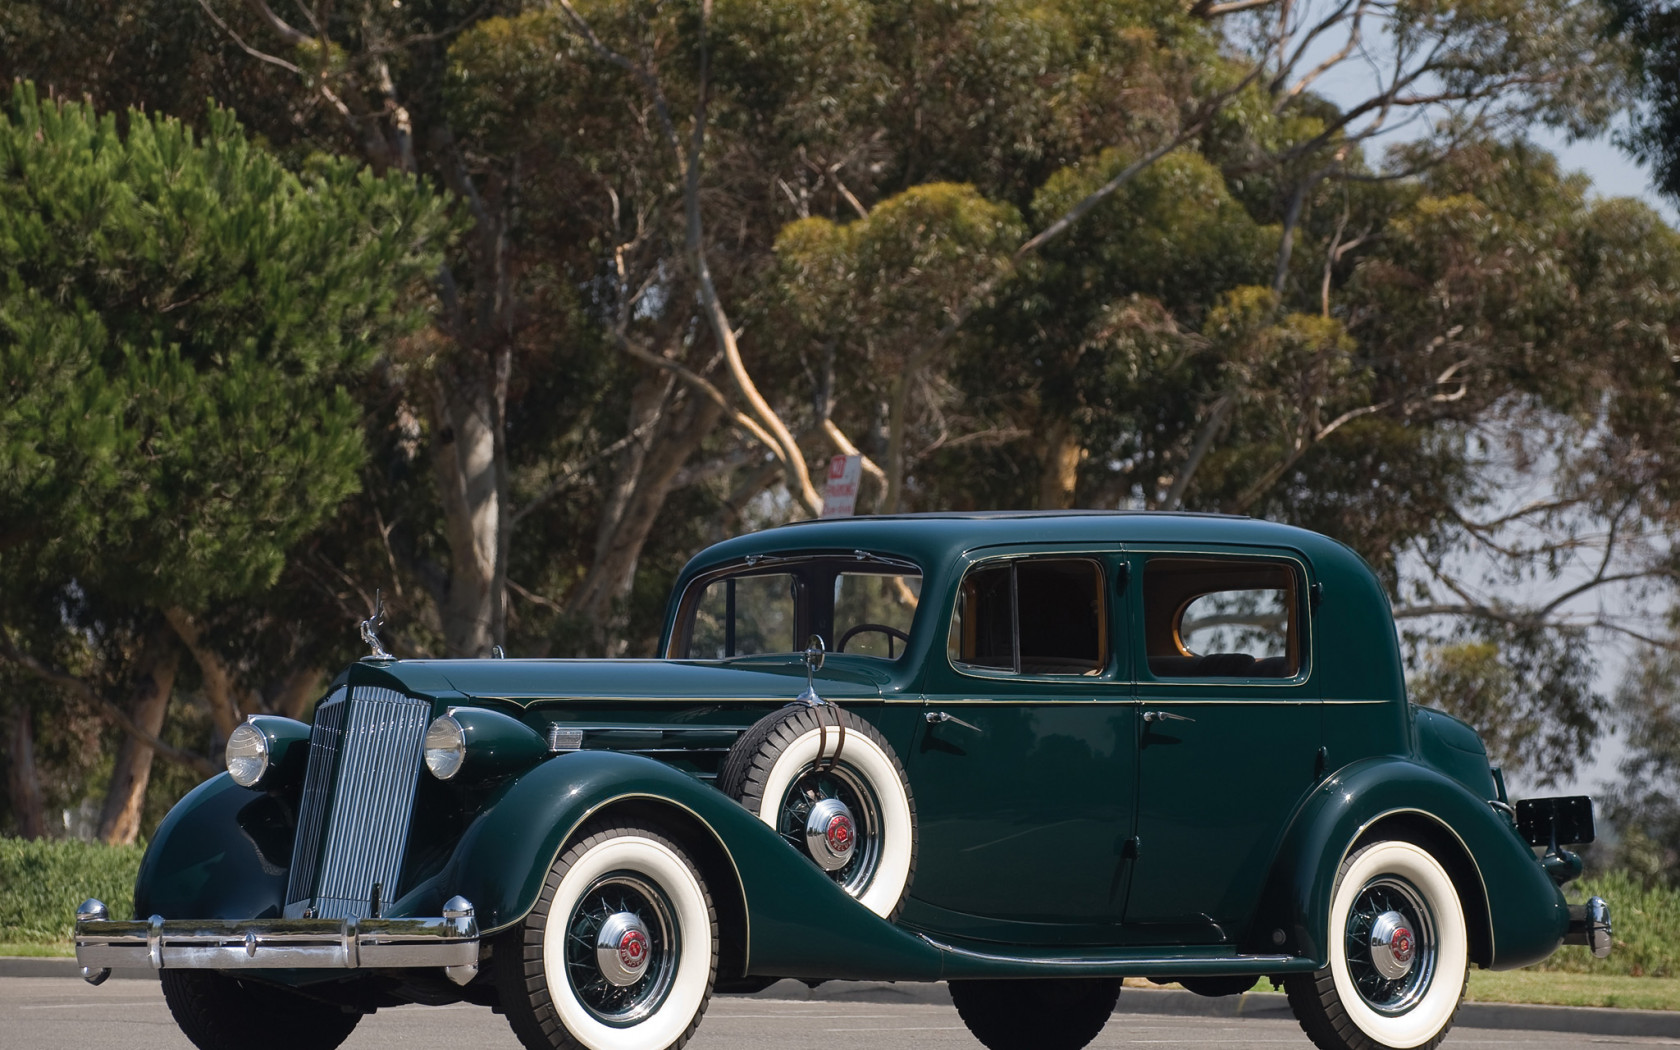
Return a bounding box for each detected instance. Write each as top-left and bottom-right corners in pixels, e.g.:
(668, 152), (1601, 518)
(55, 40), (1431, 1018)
(72, 896), (479, 986)
(1564, 896), (1613, 958)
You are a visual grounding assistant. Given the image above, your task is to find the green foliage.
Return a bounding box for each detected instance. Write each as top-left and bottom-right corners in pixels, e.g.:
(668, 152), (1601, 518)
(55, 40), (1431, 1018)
(1606, 0), (1680, 201)
(1605, 647), (1680, 884)
(0, 82), (453, 607)
(0, 836), (142, 942)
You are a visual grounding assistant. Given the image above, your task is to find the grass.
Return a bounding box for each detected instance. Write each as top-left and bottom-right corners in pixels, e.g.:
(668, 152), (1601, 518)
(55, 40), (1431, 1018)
(0, 942), (73, 958)
(1467, 970), (1680, 1010)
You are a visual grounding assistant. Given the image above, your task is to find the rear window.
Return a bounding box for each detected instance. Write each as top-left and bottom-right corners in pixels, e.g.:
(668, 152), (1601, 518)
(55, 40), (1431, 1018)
(948, 558), (1107, 676)
(1142, 557), (1302, 678)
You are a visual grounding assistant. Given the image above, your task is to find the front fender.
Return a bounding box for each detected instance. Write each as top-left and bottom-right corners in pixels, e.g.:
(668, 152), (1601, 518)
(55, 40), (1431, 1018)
(430, 750), (945, 981)
(133, 774), (294, 920)
(1250, 757), (1568, 970)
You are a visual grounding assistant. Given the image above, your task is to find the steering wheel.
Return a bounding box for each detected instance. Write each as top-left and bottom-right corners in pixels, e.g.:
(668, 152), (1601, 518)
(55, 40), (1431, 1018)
(836, 623), (912, 656)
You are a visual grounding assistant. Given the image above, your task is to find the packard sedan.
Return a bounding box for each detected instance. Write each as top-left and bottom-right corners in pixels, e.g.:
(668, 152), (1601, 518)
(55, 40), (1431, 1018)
(75, 512), (1610, 1050)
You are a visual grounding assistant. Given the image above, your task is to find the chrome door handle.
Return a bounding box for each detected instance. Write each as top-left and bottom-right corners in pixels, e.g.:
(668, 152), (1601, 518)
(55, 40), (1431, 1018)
(1143, 710), (1194, 724)
(926, 711), (982, 733)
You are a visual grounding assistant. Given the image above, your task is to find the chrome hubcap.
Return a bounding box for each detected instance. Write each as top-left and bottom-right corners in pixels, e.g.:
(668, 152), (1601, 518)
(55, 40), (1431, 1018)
(779, 762), (882, 897)
(1367, 910), (1415, 980)
(1345, 877), (1436, 1016)
(562, 873), (679, 1027)
(804, 797), (857, 871)
(595, 911), (653, 987)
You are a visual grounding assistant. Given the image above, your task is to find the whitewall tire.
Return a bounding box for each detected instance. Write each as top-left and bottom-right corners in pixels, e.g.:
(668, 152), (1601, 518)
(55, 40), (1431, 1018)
(718, 705), (916, 918)
(498, 821), (716, 1050)
(1286, 839), (1469, 1050)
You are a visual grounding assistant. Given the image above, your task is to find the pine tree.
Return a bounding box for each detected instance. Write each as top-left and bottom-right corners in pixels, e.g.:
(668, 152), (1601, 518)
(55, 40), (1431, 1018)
(0, 83), (452, 841)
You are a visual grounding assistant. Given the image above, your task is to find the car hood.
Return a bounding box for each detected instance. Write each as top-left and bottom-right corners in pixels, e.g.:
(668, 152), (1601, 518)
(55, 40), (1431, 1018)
(345, 655), (892, 708)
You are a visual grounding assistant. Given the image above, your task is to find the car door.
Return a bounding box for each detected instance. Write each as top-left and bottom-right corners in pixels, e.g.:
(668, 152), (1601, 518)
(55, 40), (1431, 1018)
(1123, 547), (1322, 945)
(897, 548), (1139, 945)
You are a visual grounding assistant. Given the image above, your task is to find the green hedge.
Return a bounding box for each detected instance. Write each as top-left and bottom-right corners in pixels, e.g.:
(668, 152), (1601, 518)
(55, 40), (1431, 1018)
(0, 837), (143, 943)
(1537, 870), (1680, 978)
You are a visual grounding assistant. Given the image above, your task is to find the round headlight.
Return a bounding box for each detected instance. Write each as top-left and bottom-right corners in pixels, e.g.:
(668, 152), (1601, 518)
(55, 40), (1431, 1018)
(424, 715), (466, 780)
(225, 723), (270, 787)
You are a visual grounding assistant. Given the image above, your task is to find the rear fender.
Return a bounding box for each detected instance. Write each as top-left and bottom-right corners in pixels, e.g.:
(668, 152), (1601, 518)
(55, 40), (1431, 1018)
(429, 750), (945, 981)
(1248, 757), (1568, 970)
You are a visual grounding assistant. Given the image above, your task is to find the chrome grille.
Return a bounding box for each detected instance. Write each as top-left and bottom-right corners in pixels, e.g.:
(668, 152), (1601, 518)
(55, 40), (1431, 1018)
(285, 686), (430, 920)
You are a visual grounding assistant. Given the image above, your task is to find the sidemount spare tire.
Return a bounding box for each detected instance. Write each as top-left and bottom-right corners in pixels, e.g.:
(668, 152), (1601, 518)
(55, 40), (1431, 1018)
(718, 704), (916, 918)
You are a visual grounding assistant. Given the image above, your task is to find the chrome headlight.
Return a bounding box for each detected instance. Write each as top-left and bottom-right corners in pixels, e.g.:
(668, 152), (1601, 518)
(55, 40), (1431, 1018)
(424, 714), (466, 780)
(225, 722), (270, 787)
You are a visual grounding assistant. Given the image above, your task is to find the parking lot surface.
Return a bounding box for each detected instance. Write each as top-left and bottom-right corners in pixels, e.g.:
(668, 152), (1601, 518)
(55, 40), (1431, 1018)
(3, 977), (1677, 1050)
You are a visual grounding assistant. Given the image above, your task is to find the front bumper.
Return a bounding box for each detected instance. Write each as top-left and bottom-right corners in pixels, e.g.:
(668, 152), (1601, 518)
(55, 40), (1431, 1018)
(1565, 896), (1613, 958)
(73, 896), (480, 986)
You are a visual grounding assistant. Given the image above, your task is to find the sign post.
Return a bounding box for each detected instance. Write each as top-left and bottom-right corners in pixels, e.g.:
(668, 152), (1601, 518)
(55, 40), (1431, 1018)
(820, 454), (862, 518)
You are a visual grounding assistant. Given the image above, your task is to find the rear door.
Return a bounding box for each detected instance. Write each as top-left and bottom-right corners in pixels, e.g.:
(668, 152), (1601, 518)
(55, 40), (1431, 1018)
(899, 548), (1139, 944)
(1123, 547), (1322, 945)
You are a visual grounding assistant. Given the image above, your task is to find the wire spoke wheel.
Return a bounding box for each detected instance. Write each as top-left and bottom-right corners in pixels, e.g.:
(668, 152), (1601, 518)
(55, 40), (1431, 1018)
(776, 761), (884, 897)
(496, 821), (716, 1050)
(1285, 839), (1467, 1050)
(560, 873), (680, 1028)
(718, 704), (917, 918)
(1343, 877), (1437, 1017)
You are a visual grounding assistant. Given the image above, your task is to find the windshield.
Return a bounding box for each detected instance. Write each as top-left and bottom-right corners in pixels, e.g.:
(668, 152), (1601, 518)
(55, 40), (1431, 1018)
(673, 556), (921, 660)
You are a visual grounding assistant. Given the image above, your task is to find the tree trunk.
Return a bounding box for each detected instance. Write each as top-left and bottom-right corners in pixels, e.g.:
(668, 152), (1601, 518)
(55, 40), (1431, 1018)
(1036, 417), (1083, 509)
(428, 366), (503, 657)
(5, 705), (47, 840)
(96, 639), (180, 845)
(164, 607), (243, 743)
(569, 394), (724, 654)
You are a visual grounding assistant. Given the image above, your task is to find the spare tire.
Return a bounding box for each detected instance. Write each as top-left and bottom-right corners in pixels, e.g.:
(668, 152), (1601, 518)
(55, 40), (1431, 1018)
(718, 704), (916, 919)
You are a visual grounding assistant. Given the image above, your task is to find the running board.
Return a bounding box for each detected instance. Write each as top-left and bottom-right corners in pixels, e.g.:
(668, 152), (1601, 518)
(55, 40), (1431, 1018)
(918, 933), (1317, 979)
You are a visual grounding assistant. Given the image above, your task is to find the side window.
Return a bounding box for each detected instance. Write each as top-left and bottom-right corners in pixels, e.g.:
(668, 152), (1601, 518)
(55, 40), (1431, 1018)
(688, 573), (799, 658)
(1142, 557), (1302, 678)
(948, 558), (1107, 676)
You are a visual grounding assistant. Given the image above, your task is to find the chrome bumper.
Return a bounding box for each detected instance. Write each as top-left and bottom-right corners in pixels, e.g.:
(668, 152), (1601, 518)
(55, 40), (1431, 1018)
(1565, 895), (1613, 958)
(73, 896), (480, 986)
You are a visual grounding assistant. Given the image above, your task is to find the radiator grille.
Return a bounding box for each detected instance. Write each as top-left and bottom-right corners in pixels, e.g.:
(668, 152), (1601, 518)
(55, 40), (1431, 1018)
(285, 686), (430, 919)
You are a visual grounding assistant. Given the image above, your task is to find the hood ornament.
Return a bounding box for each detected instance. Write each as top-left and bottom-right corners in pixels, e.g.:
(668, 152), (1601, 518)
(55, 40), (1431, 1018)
(360, 589), (393, 661)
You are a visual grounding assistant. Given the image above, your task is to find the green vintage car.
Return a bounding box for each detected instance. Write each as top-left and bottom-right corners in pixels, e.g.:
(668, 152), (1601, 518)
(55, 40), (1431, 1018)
(75, 512), (1610, 1050)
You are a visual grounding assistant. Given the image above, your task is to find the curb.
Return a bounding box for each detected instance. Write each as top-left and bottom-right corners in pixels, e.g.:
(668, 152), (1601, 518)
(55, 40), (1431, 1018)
(9, 960), (1678, 1037)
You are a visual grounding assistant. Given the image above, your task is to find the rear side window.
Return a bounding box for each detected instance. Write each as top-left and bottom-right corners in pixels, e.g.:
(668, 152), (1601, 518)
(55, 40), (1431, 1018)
(1143, 557), (1302, 678)
(948, 558), (1107, 676)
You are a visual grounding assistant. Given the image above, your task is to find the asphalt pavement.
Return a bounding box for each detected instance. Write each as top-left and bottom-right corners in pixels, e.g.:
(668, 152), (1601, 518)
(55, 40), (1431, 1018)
(3, 974), (1678, 1050)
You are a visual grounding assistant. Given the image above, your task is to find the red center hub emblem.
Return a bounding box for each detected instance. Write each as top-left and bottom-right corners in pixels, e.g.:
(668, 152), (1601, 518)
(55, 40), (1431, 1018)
(826, 814), (855, 855)
(1391, 927), (1414, 963)
(618, 929), (649, 972)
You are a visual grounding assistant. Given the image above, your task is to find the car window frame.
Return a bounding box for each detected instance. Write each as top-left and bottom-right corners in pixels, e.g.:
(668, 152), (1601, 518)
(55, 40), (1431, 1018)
(943, 549), (1122, 684)
(666, 552), (925, 661)
(1128, 546), (1315, 689)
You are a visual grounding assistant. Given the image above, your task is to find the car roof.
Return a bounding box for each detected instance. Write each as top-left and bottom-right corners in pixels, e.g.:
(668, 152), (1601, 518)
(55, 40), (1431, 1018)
(674, 511), (1365, 584)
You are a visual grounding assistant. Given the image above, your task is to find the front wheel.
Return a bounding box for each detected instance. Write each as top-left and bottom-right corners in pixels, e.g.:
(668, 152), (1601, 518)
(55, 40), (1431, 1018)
(948, 977), (1120, 1050)
(160, 970), (362, 1050)
(497, 820), (717, 1050)
(1286, 839), (1469, 1050)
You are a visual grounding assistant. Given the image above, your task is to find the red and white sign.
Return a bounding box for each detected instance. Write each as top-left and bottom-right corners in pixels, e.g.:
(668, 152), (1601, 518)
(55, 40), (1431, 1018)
(820, 454), (862, 518)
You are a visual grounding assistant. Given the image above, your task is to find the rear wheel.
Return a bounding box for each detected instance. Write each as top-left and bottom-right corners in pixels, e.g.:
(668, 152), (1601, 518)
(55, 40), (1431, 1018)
(160, 970), (362, 1050)
(948, 977), (1119, 1050)
(1286, 839), (1468, 1050)
(498, 820), (717, 1050)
